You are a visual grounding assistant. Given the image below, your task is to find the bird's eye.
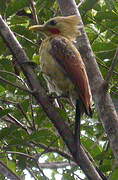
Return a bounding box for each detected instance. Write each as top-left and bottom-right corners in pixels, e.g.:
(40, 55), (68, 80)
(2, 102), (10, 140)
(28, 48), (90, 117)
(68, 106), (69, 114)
(49, 20), (57, 26)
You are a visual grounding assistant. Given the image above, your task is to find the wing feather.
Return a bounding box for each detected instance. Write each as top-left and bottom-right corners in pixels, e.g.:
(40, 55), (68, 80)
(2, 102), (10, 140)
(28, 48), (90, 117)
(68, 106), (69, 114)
(50, 36), (92, 116)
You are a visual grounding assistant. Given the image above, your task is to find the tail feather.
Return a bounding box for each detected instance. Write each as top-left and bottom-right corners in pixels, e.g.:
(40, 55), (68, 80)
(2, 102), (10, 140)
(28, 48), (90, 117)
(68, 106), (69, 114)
(74, 99), (83, 146)
(74, 99), (92, 147)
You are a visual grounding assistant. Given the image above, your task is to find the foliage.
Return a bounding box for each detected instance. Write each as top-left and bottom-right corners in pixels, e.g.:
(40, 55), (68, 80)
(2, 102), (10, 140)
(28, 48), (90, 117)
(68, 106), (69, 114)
(0, 0), (118, 179)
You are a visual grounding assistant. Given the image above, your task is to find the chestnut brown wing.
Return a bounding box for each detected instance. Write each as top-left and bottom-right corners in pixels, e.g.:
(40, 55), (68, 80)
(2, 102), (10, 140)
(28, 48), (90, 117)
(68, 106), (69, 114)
(50, 36), (92, 116)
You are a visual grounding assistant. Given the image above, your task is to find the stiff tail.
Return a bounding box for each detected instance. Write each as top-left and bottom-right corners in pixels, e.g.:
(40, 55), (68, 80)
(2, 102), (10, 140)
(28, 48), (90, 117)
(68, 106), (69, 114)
(74, 99), (83, 146)
(74, 98), (92, 147)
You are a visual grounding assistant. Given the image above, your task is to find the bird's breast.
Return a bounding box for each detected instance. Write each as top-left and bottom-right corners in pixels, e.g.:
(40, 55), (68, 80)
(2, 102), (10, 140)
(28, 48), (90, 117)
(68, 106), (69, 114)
(40, 39), (74, 95)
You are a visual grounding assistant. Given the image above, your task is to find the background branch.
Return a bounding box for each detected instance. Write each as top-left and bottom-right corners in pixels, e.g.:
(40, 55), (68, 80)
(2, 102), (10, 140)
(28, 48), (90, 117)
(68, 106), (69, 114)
(36, 162), (76, 169)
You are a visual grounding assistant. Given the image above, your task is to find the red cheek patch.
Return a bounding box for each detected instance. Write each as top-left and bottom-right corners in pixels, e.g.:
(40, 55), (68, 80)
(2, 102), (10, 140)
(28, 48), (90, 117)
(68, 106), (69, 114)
(48, 28), (60, 34)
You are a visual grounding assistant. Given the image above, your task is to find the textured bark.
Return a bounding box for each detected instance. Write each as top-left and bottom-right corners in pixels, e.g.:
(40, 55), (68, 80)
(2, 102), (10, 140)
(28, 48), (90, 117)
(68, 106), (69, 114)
(0, 160), (21, 180)
(0, 15), (103, 180)
(37, 162), (76, 169)
(58, 0), (118, 161)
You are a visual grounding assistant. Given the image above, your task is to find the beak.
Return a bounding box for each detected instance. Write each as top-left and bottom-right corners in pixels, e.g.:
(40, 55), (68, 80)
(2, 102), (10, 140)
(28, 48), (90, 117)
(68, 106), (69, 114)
(29, 25), (45, 31)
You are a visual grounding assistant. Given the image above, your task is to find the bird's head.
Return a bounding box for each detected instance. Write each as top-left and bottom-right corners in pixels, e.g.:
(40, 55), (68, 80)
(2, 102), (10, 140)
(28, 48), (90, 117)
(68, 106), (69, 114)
(29, 15), (81, 41)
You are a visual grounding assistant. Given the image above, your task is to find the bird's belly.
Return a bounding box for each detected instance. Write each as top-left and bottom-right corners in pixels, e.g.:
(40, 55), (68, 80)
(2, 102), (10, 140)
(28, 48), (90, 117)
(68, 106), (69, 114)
(40, 51), (74, 95)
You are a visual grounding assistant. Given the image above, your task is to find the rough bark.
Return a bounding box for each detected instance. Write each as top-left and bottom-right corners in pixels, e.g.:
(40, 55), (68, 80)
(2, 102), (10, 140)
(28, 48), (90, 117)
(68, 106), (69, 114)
(0, 15), (103, 180)
(37, 162), (76, 169)
(57, 0), (118, 161)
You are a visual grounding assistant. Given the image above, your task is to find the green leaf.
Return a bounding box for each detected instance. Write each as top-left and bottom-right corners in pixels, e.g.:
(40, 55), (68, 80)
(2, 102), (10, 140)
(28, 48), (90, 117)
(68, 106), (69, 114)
(0, 0), (6, 16)
(7, 160), (16, 173)
(100, 160), (112, 172)
(104, 0), (116, 11)
(81, 0), (99, 12)
(62, 173), (75, 180)
(92, 42), (117, 52)
(31, 129), (57, 145)
(0, 109), (12, 118)
(0, 127), (11, 140)
(6, 0), (29, 17)
(82, 137), (101, 158)
(110, 168), (118, 180)
(0, 85), (5, 96)
(95, 11), (118, 22)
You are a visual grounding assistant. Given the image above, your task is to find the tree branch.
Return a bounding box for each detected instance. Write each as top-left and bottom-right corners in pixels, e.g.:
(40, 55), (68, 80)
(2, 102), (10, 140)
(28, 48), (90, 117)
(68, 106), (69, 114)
(0, 15), (103, 180)
(37, 162), (76, 169)
(0, 160), (21, 180)
(57, 0), (118, 162)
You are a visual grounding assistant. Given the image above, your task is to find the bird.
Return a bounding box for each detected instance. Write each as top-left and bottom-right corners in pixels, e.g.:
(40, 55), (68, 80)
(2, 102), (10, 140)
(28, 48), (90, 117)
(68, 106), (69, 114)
(29, 15), (93, 145)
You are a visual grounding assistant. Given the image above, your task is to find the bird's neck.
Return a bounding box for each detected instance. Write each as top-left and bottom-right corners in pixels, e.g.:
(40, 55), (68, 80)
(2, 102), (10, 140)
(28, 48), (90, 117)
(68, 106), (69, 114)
(45, 34), (74, 42)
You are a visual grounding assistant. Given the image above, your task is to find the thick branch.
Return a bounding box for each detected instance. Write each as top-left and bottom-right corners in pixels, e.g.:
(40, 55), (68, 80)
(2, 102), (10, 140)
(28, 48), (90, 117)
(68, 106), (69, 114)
(0, 15), (102, 180)
(0, 160), (21, 180)
(57, 0), (118, 161)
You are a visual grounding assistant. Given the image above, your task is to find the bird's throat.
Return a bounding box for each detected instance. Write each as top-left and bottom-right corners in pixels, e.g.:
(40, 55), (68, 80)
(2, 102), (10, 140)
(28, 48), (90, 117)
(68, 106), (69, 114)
(48, 28), (60, 34)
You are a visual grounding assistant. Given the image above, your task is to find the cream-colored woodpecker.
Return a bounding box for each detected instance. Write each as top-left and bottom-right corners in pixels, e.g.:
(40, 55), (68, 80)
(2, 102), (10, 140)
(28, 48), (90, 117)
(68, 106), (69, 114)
(29, 15), (93, 141)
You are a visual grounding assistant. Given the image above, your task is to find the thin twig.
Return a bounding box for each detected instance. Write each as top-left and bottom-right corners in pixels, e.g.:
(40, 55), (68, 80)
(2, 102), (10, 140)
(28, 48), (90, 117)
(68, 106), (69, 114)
(0, 69), (27, 85)
(105, 48), (118, 83)
(74, 173), (84, 180)
(0, 75), (32, 94)
(0, 151), (35, 160)
(111, 90), (118, 96)
(0, 106), (28, 131)
(14, 32), (38, 47)
(26, 167), (37, 180)
(77, 0), (86, 8)
(37, 161), (50, 180)
(30, 0), (39, 25)
(32, 142), (73, 161)
(17, 103), (33, 127)
(96, 57), (118, 76)
(30, 95), (36, 130)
